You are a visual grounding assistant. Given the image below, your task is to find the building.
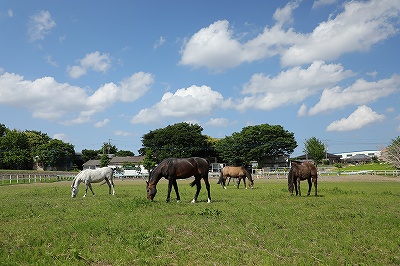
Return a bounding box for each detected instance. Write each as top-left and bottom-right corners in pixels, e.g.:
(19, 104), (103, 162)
(294, 153), (342, 165)
(334, 150), (381, 160)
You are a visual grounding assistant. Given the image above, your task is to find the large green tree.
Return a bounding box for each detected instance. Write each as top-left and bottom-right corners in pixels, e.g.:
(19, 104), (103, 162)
(303, 137), (326, 165)
(139, 122), (213, 163)
(34, 139), (75, 170)
(0, 129), (33, 169)
(215, 124), (297, 165)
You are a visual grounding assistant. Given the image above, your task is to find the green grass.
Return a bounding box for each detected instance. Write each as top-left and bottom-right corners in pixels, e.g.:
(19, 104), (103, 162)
(0, 178), (399, 265)
(341, 162), (397, 171)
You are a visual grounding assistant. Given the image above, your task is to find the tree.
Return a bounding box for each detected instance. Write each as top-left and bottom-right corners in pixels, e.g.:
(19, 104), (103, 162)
(215, 124), (297, 165)
(101, 142), (118, 154)
(34, 139), (75, 170)
(0, 129), (33, 169)
(139, 122), (212, 163)
(115, 150), (135, 157)
(142, 149), (157, 172)
(82, 149), (100, 162)
(382, 136), (400, 168)
(100, 154), (110, 167)
(303, 137), (326, 165)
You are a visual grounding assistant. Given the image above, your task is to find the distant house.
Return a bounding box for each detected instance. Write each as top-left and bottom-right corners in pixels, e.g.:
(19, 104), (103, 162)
(295, 153), (341, 165)
(334, 150), (381, 160)
(82, 156), (148, 177)
(82, 159), (101, 170)
(345, 154), (372, 164)
(108, 156), (148, 178)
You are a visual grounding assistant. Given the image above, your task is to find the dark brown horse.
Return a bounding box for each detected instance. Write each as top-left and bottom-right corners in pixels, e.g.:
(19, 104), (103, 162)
(146, 157), (211, 203)
(288, 161), (318, 196)
(217, 166), (254, 189)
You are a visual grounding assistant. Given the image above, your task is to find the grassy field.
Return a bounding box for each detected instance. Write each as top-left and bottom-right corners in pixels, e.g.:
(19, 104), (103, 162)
(0, 176), (399, 265)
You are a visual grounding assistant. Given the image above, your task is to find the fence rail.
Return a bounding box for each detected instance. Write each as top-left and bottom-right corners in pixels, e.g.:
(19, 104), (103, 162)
(1, 169), (399, 185)
(1, 174), (75, 185)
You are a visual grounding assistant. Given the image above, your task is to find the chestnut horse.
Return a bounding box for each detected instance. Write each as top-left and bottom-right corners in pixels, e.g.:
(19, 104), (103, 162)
(287, 161), (317, 196)
(217, 166), (254, 189)
(146, 157), (211, 203)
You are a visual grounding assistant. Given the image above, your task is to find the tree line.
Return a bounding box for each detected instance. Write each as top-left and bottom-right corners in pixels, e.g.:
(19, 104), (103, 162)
(1, 122), (398, 170)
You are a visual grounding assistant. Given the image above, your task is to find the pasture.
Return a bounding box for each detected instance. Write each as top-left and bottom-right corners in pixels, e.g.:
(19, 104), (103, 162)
(0, 176), (399, 265)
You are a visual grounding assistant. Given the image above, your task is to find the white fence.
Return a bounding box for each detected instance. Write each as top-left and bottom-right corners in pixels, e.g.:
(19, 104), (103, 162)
(1, 174), (75, 185)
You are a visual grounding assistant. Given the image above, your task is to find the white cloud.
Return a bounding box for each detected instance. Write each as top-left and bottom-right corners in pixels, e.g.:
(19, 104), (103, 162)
(28, 10), (56, 42)
(180, 0), (400, 70)
(309, 75), (400, 115)
(0, 71), (154, 124)
(7, 9), (13, 17)
(94, 118), (110, 128)
(154, 36), (166, 49)
(273, 1), (300, 26)
(67, 51), (112, 79)
(131, 85), (224, 124)
(205, 117), (234, 127)
(45, 55), (58, 67)
(113, 130), (132, 137)
(326, 105), (385, 131)
(53, 133), (68, 142)
(281, 0), (400, 66)
(235, 61), (353, 111)
(297, 104), (307, 117)
(312, 0), (337, 9)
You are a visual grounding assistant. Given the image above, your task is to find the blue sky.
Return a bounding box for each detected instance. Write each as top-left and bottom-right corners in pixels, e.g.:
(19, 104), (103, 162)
(0, 0), (399, 157)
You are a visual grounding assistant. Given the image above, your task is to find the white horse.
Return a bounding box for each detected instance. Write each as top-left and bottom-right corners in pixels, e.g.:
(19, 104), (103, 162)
(71, 167), (115, 198)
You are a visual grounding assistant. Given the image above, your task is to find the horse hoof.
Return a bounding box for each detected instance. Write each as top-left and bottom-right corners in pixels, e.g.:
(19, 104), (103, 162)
(176, 200), (180, 203)
(191, 199), (196, 203)
(207, 198), (211, 203)
(223, 186), (227, 189)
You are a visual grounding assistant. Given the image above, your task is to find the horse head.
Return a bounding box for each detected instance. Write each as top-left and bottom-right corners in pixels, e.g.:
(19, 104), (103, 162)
(146, 181), (157, 201)
(71, 185), (78, 198)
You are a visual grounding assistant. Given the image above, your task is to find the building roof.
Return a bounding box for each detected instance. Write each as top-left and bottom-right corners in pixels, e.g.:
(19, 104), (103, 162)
(109, 156), (145, 164)
(82, 159), (101, 167)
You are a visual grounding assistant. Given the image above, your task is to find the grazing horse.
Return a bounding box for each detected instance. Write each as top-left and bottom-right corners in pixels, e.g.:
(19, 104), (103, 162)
(217, 166), (254, 189)
(287, 161), (317, 196)
(71, 167), (115, 198)
(146, 157), (211, 203)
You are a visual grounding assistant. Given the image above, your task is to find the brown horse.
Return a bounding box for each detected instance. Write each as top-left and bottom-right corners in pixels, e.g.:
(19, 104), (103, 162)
(217, 166), (254, 189)
(288, 161), (318, 196)
(146, 157), (211, 203)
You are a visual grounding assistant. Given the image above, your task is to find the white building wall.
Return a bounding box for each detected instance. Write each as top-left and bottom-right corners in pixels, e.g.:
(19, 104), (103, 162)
(334, 150), (381, 159)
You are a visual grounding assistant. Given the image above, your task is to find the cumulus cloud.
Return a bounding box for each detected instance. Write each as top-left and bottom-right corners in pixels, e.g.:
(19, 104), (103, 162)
(0, 71), (154, 124)
(309, 75), (400, 115)
(205, 117), (234, 127)
(28, 10), (56, 42)
(326, 105), (385, 131)
(312, 0), (337, 9)
(94, 118), (110, 128)
(297, 104), (308, 117)
(235, 61), (353, 111)
(180, 0), (400, 70)
(131, 85), (224, 124)
(281, 0), (400, 66)
(53, 133), (68, 142)
(67, 51), (112, 79)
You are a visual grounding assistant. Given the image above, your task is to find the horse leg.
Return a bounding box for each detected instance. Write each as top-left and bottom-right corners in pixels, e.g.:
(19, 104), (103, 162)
(243, 177), (247, 189)
(313, 177), (318, 196)
(307, 177), (312, 196)
(106, 178), (115, 195)
(204, 177), (211, 203)
(296, 178), (301, 196)
(166, 178), (174, 203)
(172, 179), (180, 202)
(191, 178), (202, 203)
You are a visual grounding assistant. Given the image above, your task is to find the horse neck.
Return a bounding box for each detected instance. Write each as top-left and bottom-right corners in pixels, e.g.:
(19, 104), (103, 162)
(72, 176), (82, 188)
(148, 168), (163, 186)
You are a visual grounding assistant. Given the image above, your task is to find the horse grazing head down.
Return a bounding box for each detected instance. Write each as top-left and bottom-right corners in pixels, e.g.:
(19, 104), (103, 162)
(146, 181), (157, 201)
